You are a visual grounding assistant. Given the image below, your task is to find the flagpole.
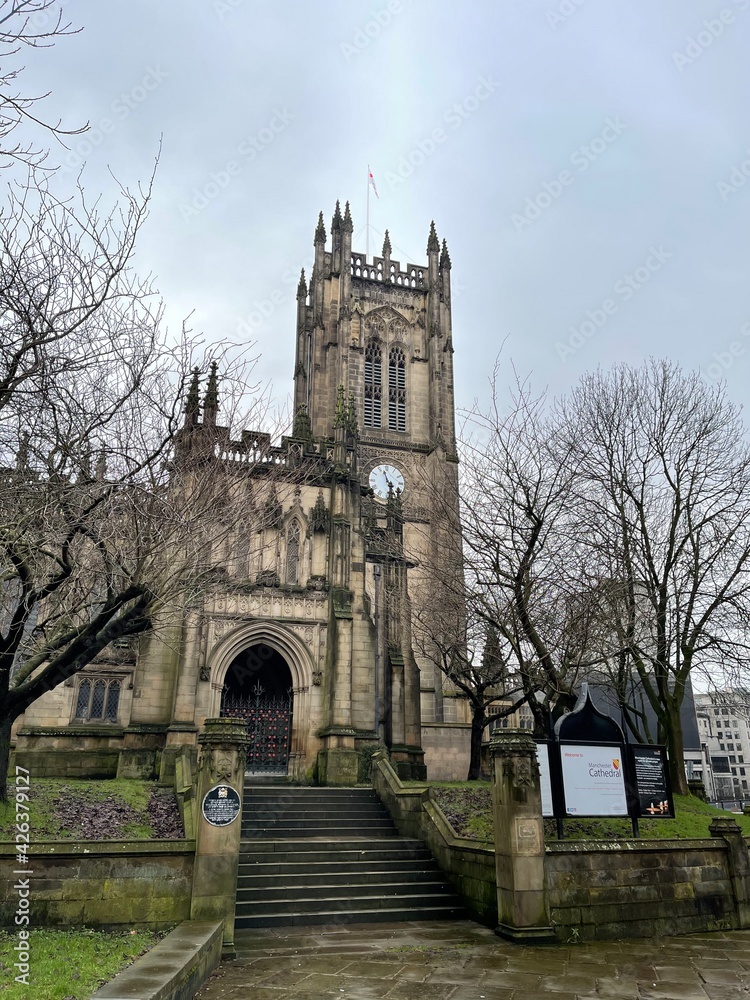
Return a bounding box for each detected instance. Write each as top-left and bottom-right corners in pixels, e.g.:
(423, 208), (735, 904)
(366, 163), (370, 259)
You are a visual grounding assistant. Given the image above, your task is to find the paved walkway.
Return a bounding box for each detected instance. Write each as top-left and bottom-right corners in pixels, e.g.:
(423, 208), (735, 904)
(194, 920), (750, 999)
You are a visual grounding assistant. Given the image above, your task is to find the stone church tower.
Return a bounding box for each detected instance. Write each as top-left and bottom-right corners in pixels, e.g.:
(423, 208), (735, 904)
(13, 204), (466, 785)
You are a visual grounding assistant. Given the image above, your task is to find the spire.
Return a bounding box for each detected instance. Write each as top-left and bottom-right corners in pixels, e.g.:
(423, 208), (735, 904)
(427, 220), (440, 255)
(343, 200), (353, 233)
(297, 268), (307, 299)
(331, 199), (343, 232)
(184, 367), (201, 427)
(203, 361), (219, 425)
(314, 210), (326, 245)
(382, 229), (392, 257)
(440, 238), (451, 270)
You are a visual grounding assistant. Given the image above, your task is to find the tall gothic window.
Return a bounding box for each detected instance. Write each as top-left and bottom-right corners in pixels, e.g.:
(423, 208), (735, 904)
(364, 341), (382, 428)
(388, 347), (406, 432)
(286, 519), (300, 585)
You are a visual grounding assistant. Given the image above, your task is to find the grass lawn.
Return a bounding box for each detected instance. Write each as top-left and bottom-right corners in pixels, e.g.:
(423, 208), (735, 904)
(0, 779), (183, 841)
(425, 781), (750, 842)
(0, 927), (162, 999)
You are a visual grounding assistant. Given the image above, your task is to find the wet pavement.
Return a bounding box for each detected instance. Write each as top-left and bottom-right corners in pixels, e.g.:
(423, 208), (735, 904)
(194, 920), (750, 999)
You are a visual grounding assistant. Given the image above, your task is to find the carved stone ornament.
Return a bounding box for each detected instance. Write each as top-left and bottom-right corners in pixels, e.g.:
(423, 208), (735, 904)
(489, 730), (538, 758)
(502, 756), (539, 788)
(215, 754), (234, 783)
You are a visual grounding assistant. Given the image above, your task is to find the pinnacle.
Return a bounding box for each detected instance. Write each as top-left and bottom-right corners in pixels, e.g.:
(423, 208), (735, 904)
(332, 199), (343, 231)
(427, 220), (440, 254)
(382, 229), (392, 257)
(314, 210), (326, 244)
(203, 361), (219, 414)
(297, 268), (307, 297)
(440, 237), (451, 270)
(343, 200), (353, 233)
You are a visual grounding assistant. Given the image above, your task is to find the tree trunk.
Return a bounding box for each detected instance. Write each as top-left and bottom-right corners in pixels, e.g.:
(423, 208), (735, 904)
(664, 706), (688, 795)
(466, 710), (485, 780)
(0, 708), (17, 803)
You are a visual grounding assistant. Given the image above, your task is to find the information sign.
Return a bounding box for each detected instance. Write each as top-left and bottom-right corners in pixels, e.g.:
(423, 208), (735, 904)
(631, 745), (674, 818)
(201, 784), (241, 827)
(560, 744), (628, 817)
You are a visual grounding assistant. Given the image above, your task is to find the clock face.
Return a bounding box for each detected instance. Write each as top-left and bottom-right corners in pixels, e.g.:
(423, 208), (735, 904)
(369, 463), (405, 500)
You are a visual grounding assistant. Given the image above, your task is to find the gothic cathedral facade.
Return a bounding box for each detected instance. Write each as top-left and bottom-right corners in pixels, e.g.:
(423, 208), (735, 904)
(14, 204), (468, 785)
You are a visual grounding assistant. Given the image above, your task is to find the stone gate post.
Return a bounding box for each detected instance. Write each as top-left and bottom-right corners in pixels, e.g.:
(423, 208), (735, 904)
(190, 718), (250, 958)
(710, 816), (750, 929)
(490, 730), (555, 941)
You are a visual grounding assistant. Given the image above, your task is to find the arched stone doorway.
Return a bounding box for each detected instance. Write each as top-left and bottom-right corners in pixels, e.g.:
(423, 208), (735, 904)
(220, 643), (294, 775)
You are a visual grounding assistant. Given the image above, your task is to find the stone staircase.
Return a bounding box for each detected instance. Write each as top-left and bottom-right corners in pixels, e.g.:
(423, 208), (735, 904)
(236, 785), (467, 928)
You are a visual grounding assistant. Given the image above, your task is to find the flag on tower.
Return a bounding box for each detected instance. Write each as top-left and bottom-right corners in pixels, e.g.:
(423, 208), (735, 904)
(368, 167), (379, 199)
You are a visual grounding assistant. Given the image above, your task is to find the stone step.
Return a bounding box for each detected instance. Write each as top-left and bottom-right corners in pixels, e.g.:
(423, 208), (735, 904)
(234, 788), (466, 928)
(239, 853), (436, 873)
(240, 831), (430, 858)
(238, 890), (459, 917)
(241, 818), (396, 834)
(241, 817), (390, 829)
(237, 880), (451, 903)
(243, 787), (379, 797)
(237, 868), (443, 890)
(234, 904), (468, 929)
(241, 805), (387, 818)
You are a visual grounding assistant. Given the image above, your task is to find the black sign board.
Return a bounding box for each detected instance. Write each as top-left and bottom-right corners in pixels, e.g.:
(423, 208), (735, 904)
(629, 745), (674, 819)
(202, 784), (241, 827)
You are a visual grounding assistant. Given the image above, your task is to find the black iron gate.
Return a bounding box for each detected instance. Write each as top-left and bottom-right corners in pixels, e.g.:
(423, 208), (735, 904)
(220, 682), (293, 774)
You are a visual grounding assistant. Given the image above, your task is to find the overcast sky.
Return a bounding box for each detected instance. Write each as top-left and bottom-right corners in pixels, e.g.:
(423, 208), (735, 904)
(21, 0), (750, 427)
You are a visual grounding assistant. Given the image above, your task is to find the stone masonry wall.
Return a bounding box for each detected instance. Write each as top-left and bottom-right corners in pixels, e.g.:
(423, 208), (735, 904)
(546, 840), (738, 941)
(421, 723), (470, 781)
(0, 841), (194, 929)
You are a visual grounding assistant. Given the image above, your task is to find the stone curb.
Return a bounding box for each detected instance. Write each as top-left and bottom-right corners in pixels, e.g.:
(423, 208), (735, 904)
(90, 919), (222, 1000)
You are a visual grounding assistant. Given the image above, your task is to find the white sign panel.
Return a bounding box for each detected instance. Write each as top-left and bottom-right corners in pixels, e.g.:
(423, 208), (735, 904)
(560, 744), (628, 817)
(536, 743), (554, 818)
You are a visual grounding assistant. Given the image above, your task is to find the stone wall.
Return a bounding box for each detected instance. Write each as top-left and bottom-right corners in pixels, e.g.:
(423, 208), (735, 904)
(0, 841), (194, 929)
(421, 723), (470, 781)
(546, 839), (740, 942)
(372, 753), (496, 924)
(373, 751), (750, 941)
(12, 726), (125, 778)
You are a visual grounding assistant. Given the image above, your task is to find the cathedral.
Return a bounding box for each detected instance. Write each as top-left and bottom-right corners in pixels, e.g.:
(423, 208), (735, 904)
(14, 204), (469, 785)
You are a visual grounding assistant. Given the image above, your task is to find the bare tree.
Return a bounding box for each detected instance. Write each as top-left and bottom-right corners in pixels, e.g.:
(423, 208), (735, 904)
(0, 169), (276, 800)
(412, 578), (526, 779)
(557, 361), (750, 794)
(456, 373), (610, 735)
(0, 0), (86, 167)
